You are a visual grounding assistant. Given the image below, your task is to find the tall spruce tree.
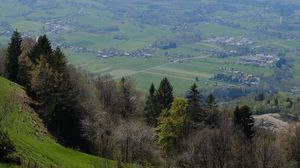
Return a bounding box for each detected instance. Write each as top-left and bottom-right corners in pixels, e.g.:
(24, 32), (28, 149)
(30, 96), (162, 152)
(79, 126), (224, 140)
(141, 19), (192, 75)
(233, 105), (255, 139)
(30, 35), (52, 63)
(205, 94), (219, 127)
(207, 94), (217, 109)
(185, 83), (205, 131)
(145, 83), (160, 127)
(50, 47), (67, 72)
(17, 37), (35, 88)
(157, 78), (174, 110)
(6, 30), (22, 82)
(50, 67), (86, 148)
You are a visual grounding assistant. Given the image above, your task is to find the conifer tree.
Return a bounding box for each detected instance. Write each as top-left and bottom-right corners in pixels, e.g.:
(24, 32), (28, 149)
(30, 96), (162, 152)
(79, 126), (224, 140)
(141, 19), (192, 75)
(17, 37), (35, 88)
(49, 67), (84, 148)
(207, 94), (217, 109)
(30, 35), (52, 63)
(50, 47), (67, 72)
(145, 83), (160, 127)
(205, 94), (219, 127)
(6, 30), (22, 82)
(185, 83), (205, 131)
(157, 78), (174, 110)
(233, 105), (254, 139)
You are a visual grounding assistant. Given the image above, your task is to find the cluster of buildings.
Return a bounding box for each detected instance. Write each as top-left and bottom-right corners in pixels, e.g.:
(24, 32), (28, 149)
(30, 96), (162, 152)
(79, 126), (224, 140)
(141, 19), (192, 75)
(0, 30), (11, 36)
(96, 48), (124, 58)
(213, 67), (260, 86)
(205, 36), (254, 46)
(129, 48), (153, 58)
(45, 20), (71, 34)
(113, 35), (129, 41)
(164, 52), (193, 63)
(240, 53), (280, 67)
(96, 48), (153, 59)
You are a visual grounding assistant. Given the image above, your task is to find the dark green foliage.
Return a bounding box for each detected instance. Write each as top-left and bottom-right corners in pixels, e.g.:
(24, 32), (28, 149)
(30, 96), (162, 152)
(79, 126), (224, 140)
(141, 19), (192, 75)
(17, 37), (35, 88)
(185, 83), (205, 131)
(157, 78), (174, 110)
(255, 93), (265, 101)
(6, 30), (22, 82)
(145, 78), (173, 127)
(0, 128), (15, 162)
(205, 94), (219, 127)
(145, 83), (160, 127)
(51, 47), (67, 72)
(29, 35), (52, 63)
(49, 70), (86, 148)
(0, 48), (7, 77)
(274, 98), (279, 107)
(233, 105), (254, 139)
(207, 94), (217, 109)
(17, 63), (30, 88)
(17, 35), (86, 148)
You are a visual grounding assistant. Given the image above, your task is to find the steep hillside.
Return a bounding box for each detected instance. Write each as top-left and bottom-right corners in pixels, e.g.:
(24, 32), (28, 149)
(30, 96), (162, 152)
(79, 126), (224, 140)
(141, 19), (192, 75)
(253, 113), (297, 132)
(0, 77), (113, 168)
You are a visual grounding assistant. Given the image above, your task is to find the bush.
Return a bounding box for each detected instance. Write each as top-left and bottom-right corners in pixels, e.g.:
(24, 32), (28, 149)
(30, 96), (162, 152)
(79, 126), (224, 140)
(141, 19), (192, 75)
(0, 128), (16, 162)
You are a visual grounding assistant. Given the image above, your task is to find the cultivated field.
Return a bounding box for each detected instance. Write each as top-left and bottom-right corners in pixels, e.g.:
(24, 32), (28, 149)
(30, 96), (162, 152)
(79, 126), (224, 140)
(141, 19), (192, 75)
(0, 0), (300, 93)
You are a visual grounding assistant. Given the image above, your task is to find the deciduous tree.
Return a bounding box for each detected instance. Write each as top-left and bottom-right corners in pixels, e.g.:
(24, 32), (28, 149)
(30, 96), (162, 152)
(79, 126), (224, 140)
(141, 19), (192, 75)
(157, 97), (188, 153)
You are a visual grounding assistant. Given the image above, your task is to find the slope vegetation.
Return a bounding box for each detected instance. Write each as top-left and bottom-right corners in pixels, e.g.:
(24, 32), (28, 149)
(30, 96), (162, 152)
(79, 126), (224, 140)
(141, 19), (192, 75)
(0, 77), (113, 168)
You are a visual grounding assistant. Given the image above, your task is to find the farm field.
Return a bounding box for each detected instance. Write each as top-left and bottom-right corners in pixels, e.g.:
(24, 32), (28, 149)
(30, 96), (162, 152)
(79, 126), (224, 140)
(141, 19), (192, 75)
(0, 0), (300, 94)
(65, 50), (274, 93)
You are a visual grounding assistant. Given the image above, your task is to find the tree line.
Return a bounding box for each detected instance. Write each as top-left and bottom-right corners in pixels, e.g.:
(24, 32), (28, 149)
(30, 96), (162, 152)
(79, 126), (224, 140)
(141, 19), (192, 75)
(1, 31), (300, 167)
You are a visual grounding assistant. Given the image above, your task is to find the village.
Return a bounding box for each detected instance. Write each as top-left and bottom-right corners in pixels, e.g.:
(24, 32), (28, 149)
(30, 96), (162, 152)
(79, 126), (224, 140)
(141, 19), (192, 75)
(205, 36), (255, 46)
(213, 67), (261, 86)
(239, 53), (280, 67)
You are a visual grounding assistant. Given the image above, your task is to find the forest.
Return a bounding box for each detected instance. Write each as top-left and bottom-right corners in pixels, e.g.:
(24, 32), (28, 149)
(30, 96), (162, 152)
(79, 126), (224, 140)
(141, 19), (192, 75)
(0, 31), (300, 167)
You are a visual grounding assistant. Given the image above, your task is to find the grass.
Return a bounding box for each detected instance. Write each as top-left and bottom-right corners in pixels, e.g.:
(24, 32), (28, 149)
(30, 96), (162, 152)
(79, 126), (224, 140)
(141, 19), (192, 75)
(11, 21), (44, 32)
(2, 0), (299, 94)
(62, 49), (273, 93)
(0, 77), (115, 168)
(195, 23), (255, 37)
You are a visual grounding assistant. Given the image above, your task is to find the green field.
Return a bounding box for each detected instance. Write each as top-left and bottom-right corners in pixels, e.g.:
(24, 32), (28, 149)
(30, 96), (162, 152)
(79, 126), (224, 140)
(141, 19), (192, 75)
(0, 0), (299, 93)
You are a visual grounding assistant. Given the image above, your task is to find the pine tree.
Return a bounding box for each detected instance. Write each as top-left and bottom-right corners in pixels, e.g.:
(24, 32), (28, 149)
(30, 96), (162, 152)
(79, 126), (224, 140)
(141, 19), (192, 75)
(50, 47), (67, 72)
(49, 68), (85, 148)
(6, 30), (22, 82)
(145, 83), (160, 127)
(30, 35), (52, 63)
(157, 78), (174, 110)
(207, 94), (217, 109)
(205, 94), (219, 127)
(17, 37), (35, 88)
(233, 105), (254, 139)
(233, 106), (241, 126)
(185, 83), (205, 131)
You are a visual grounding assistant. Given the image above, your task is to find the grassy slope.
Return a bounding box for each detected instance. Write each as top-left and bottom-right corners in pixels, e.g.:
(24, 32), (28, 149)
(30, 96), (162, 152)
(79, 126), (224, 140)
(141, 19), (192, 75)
(0, 77), (114, 168)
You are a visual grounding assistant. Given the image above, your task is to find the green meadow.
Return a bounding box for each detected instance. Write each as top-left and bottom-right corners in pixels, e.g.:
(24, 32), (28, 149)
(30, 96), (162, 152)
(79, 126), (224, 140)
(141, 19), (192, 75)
(0, 0), (299, 93)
